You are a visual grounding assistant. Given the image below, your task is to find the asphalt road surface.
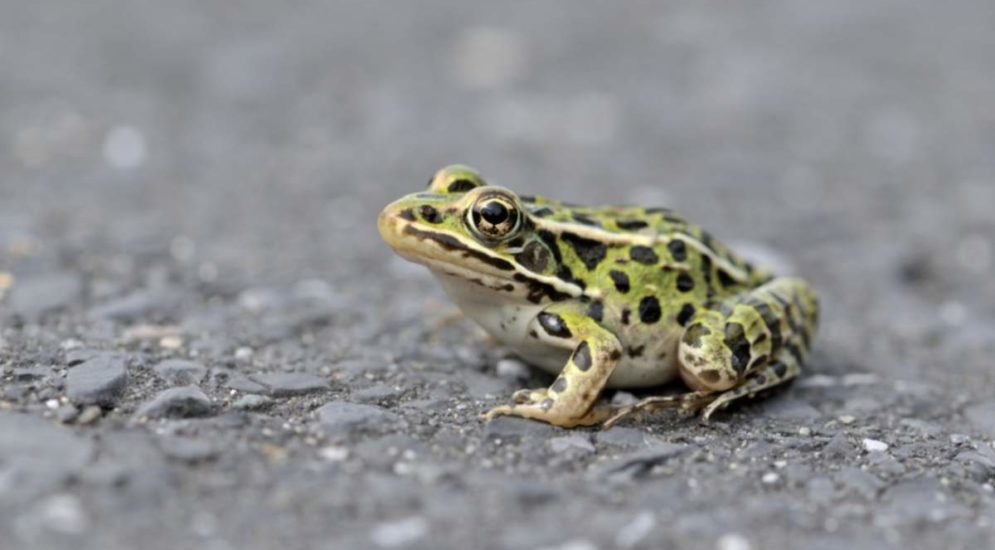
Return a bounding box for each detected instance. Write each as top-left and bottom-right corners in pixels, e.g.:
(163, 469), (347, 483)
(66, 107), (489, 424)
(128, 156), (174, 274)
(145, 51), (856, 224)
(2, 2), (994, 549)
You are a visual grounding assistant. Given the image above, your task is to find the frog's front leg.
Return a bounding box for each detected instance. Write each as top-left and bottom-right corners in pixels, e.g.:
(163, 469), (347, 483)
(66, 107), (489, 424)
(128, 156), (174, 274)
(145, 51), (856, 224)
(482, 304), (622, 428)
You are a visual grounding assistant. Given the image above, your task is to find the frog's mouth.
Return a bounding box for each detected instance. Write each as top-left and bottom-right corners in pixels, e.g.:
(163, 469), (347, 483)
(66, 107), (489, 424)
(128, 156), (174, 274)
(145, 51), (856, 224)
(379, 201), (581, 304)
(378, 203), (517, 280)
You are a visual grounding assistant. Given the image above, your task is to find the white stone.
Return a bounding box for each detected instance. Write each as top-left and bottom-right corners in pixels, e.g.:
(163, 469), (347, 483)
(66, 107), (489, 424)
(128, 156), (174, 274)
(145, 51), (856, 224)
(717, 533), (752, 550)
(862, 438), (889, 453)
(318, 446), (349, 462)
(495, 358), (530, 381)
(370, 517), (428, 548)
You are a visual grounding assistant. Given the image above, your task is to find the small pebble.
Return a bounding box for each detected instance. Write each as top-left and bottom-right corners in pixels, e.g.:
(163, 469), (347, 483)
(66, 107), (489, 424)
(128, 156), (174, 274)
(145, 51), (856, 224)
(319, 446), (350, 462)
(839, 415), (856, 425)
(863, 438), (889, 452)
(159, 336), (184, 349)
(798, 427), (812, 437)
(717, 533), (752, 550)
(77, 405), (102, 425)
(495, 358), (530, 380)
(370, 516), (428, 548)
(762, 472), (780, 484)
(231, 394), (272, 410)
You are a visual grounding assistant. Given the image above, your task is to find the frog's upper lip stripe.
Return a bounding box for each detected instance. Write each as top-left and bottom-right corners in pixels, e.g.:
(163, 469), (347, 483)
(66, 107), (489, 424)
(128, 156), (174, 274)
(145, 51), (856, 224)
(400, 225), (516, 272)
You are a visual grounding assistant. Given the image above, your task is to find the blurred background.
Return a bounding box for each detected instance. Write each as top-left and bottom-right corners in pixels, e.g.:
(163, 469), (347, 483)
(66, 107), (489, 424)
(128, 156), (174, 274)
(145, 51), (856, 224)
(4, 0), (994, 386)
(2, 2), (995, 549)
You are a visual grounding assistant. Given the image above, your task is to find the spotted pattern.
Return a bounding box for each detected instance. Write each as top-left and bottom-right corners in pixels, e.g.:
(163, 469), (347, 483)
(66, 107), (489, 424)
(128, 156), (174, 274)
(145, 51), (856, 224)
(562, 232), (608, 270)
(723, 322), (752, 374)
(537, 312), (572, 338)
(616, 219), (648, 231)
(514, 241), (550, 272)
(572, 341), (592, 371)
(638, 296), (662, 324)
(587, 301), (604, 323)
(667, 239), (687, 262)
(676, 303), (696, 326)
(418, 205), (442, 223)
(629, 246), (659, 265)
(609, 270), (630, 293)
(676, 273), (695, 292)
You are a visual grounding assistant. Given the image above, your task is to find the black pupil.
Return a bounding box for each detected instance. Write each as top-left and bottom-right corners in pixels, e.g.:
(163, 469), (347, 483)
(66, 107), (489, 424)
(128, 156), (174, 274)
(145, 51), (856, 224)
(480, 201), (510, 225)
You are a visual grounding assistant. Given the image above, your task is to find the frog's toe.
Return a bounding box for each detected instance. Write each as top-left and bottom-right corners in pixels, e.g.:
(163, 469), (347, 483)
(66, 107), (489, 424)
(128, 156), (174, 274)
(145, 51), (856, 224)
(481, 405), (516, 421)
(511, 388), (548, 404)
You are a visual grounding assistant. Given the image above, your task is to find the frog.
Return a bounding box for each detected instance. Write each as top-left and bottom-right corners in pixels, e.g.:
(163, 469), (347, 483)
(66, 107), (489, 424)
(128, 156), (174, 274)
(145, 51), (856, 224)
(378, 165), (819, 429)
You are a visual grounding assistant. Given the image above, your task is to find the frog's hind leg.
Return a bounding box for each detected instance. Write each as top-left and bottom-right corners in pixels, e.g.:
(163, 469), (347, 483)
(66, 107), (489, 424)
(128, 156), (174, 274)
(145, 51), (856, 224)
(700, 350), (801, 419)
(603, 277), (818, 428)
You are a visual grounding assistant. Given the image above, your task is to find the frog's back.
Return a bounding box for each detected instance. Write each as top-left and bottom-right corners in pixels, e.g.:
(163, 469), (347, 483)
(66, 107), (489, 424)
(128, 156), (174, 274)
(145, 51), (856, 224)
(521, 195), (773, 298)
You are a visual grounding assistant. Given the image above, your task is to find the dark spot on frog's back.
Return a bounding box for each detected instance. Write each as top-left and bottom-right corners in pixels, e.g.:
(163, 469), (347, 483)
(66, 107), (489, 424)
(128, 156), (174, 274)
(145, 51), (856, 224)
(514, 241), (549, 272)
(629, 246), (658, 265)
(532, 207), (554, 218)
(676, 273), (695, 292)
(587, 301), (604, 323)
(717, 268), (738, 288)
(677, 304), (696, 326)
(667, 239), (687, 262)
(537, 312), (572, 338)
(571, 213), (601, 227)
(616, 219), (648, 231)
(609, 270), (630, 293)
(561, 232), (608, 271)
(638, 296), (662, 324)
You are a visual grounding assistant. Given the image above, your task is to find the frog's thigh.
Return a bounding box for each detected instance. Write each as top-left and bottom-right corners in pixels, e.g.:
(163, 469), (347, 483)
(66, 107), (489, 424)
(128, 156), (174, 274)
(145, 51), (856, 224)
(678, 276), (817, 395)
(603, 277), (817, 428)
(483, 305), (622, 428)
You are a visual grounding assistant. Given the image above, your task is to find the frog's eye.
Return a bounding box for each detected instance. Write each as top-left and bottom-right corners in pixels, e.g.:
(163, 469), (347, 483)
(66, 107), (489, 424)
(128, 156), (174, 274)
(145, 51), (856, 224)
(469, 193), (522, 241)
(427, 165), (487, 194)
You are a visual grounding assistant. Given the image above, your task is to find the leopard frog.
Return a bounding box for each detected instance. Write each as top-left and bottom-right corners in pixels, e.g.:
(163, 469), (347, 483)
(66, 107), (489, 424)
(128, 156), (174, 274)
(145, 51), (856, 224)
(378, 165), (819, 428)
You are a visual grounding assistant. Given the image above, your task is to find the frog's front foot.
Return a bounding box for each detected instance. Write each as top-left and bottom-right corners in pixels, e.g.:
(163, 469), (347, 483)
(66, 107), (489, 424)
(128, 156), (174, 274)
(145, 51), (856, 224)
(481, 400), (613, 428)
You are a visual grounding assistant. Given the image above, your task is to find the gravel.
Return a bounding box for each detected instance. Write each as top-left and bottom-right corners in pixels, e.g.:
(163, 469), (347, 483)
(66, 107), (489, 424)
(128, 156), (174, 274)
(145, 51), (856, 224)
(151, 359), (208, 386)
(134, 386), (214, 419)
(65, 355), (129, 407)
(2, 2), (995, 550)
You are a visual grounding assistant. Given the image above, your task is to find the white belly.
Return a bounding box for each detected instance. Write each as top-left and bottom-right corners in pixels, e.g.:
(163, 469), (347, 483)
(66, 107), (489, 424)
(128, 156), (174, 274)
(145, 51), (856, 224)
(434, 271), (680, 389)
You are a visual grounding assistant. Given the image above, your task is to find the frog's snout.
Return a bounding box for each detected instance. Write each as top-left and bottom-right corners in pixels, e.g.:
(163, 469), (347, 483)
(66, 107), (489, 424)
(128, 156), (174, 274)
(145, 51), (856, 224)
(377, 202), (402, 246)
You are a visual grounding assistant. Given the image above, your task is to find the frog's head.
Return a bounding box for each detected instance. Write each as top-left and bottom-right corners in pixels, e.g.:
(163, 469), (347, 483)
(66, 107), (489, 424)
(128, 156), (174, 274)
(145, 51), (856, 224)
(379, 165), (581, 303)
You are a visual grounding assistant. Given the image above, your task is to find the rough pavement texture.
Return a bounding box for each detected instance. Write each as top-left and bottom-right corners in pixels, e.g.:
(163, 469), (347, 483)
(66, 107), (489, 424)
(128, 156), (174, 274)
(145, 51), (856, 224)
(2, 2), (994, 550)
